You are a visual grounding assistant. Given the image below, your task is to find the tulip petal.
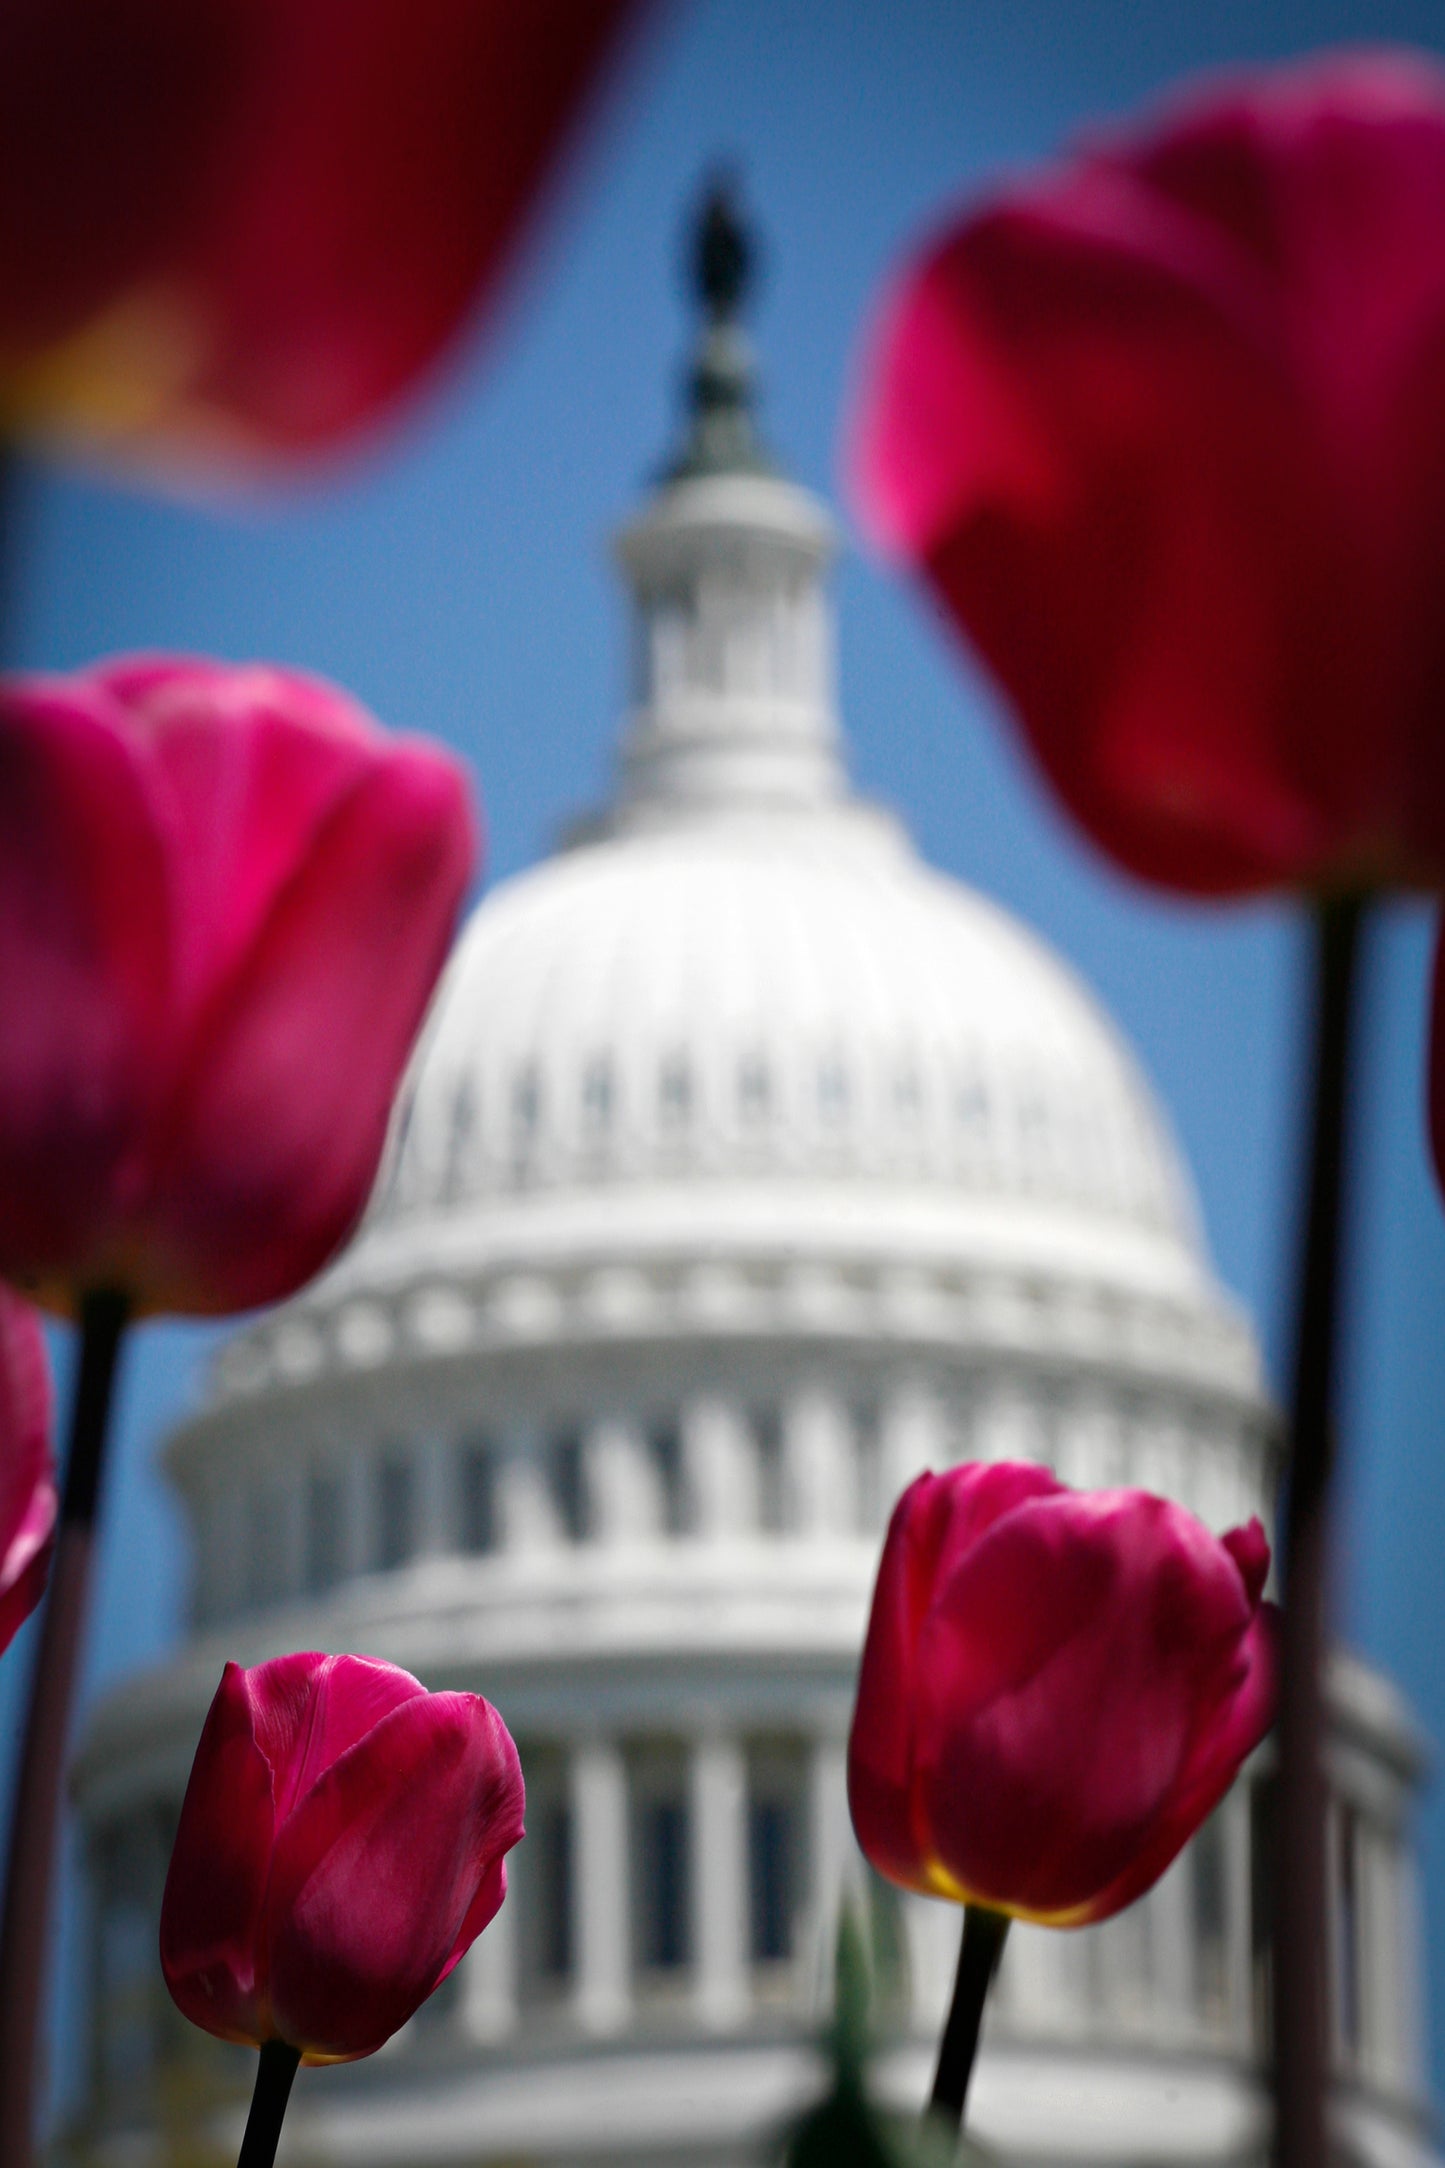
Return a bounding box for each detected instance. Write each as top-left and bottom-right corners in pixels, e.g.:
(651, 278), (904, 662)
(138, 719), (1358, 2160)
(0, 677), (172, 1296)
(160, 1661), (278, 2045)
(848, 1463), (1059, 1894)
(93, 656), (389, 1019)
(915, 1488), (1265, 1919)
(234, 1650), (428, 1824)
(136, 739), (474, 1312)
(854, 52), (1445, 896)
(0, 1291), (56, 1653)
(1076, 1598), (1278, 1924)
(265, 1690), (523, 2060)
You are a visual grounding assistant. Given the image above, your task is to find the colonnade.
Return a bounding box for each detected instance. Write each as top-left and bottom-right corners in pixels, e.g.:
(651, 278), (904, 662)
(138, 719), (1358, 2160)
(189, 1378), (1266, 1628)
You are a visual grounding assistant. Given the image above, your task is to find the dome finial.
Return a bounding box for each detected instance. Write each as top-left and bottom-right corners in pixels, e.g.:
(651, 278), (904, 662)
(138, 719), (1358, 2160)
(693, 168), (751, 321)
(663, 167), (776, 484)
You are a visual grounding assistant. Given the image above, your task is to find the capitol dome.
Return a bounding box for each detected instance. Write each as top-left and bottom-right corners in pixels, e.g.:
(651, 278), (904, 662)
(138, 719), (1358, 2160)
(69, 190), (1433, 2168)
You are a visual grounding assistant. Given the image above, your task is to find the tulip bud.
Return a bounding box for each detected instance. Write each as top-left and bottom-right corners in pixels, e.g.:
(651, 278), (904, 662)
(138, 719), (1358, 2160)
(0, 1289), (56, 1655)
(848, 1464), (1277, 1926)
(161, 1652), (525, 2062)
(0, 655), (476, 1317)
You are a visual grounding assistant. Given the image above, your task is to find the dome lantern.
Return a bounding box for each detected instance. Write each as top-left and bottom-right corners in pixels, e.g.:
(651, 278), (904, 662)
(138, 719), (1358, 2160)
(612, 178), (847, 823)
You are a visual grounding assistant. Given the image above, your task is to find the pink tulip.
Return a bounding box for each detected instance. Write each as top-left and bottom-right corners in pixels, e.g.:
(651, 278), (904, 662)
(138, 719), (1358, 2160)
(0, 1291), (56, 1656)
(160, 1652), (524, 2061)
(853, 51), (1445, 898)
(0, 655), (475, 1316)
(848, 1464), (1277, 1926)
(0, 0), (646, 477)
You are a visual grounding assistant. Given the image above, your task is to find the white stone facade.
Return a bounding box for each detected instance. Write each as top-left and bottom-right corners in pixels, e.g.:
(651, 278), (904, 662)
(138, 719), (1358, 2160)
(69, 273), (1436, 2168)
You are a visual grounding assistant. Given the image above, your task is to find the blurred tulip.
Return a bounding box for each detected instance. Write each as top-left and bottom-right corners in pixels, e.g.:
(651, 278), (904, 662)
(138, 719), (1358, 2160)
(0, 655), (476, 1315)
(0, 0), (645, 477)
(0, 1291), (55, 1656)
(848, 1464), (1276, 1925)
(854, 51), (1445, 897)
(161, 1652), (524, 2061)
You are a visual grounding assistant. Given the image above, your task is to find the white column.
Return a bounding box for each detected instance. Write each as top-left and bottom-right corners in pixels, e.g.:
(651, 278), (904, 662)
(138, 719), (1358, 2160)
(1001, 1921), (1077, 2038)
(690, 1736), (748, 2029)
(1394, 1837), (1428, 2094)
(880, 1381), (944, 1503)
(904, 1894), (958, 2031)
(1358, 1821), (1417, 2092)
(1326, 1801), (1350, 2065)
(1223, 1780), (1254, 2052)
(807, 1735), (853, 2008)
(685, 1397), (755, 1540)
(786, 1388), (852, 1537)
(572, 1742), (631, 2034)
(1095, 1899), (1151, 2028)
(498, 1430), (558, 1553)
(975, 1374), (1053, 1473)
(460, 1890), (516, 2042)
(1148, 1852), (1193, 2041)
(587, 1419), (655, 1546)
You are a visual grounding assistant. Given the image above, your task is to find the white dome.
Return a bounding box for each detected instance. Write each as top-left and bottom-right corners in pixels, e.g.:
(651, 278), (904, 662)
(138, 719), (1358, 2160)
(207, 459), (1247, 1407)
(339, 459), (1209, 1332)
(375, 803), (1195, 1249)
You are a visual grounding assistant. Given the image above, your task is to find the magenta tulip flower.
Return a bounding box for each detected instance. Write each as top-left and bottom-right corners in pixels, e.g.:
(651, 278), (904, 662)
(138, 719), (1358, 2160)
(0, 1290), (55, 1657)
(0, 0), (646, 477)
(853, 51), (1445, 898)
(0, 655), (476, 1316)
(849, 1464), (1277, 1926)
(160, 1653), (524, 2061)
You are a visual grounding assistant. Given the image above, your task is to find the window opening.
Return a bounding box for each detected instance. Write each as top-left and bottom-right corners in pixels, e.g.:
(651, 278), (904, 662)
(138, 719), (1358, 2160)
(553, 1432), (587, 1543)
(304, 1469), (343, 1595)
(376, 1455), (414, 1572)
(458, 1438), (497, 1554)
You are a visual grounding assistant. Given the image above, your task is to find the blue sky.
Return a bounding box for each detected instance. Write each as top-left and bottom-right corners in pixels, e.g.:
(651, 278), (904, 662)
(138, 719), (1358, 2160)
(5, 0), (1445, 2119)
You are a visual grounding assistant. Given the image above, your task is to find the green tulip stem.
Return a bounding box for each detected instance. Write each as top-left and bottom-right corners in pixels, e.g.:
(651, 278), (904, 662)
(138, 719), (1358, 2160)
(0, 1288), (129, 2168)
(929, 1903), (1009, 2133)
(1273, 891), (1366, 2168)
(237, 2042), (302, 2168)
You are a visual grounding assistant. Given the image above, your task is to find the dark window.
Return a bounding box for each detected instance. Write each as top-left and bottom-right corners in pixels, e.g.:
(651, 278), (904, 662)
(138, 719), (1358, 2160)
(582, 1056), (613, 1133)
(444, 1076), (477, 1202)
(756, 1411), (786, 1534)
(512, 1065), (541, 1137)
(894, 1066), (922, 1124)
(955, 1070), (990, 1132)
(1337, 1804), (1361, 2059)
(853, 1404), (882, 1531)
(247, 1485), (284, 1608)
(818, 1057), (849, 1122)
(534, 1797), (574, 1984)
(376, 1456), (414, 1571)
(1250, 1773), (1276, 2054)
(458, 1439), (496, 1554)
(553, 1433), (587, 1543)
(304, 1471), (343, 1595)
(660, 1054), (692, 1125)
(1191, 1809), (1229, 2024)
(650, 1425), (688, 1535)
(738, 1054), (771, 1122)
(640, 1797), (689, 1970)
(867, 1868), (910, 2022)
(749, 1796), (796, 1964)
